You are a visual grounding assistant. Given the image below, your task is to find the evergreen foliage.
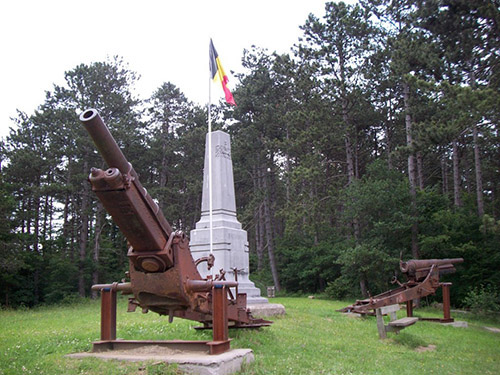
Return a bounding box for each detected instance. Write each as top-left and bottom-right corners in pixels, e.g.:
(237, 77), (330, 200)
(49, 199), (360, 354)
(1, 1), (499, 307)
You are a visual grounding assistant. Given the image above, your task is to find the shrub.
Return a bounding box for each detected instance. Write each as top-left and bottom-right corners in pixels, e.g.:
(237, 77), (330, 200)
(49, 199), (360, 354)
(463, 284), (500, 314)
(324, 277), (357, 300)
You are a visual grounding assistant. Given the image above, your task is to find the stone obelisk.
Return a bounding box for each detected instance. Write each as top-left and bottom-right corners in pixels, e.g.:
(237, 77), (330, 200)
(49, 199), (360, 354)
(189, 130), (268, 304)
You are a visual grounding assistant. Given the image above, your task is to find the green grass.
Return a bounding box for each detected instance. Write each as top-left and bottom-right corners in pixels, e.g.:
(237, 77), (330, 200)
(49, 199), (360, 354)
(0, 297), (499, 374)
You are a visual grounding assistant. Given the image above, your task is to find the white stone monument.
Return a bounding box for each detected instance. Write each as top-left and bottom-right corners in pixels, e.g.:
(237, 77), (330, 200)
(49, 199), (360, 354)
(189, 130), (268, 304)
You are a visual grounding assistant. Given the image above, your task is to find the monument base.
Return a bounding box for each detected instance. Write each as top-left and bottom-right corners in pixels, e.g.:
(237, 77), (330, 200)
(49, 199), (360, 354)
(248, 303), (286, 317)
(190, 226), (268, 305)
(67, 344), (254, 375)
(245, 297), (270, 305)
(235, 281), (269, 305)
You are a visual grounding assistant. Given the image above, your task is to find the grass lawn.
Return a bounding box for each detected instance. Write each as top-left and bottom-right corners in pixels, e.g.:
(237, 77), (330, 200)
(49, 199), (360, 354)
(0, 297), (499, 374)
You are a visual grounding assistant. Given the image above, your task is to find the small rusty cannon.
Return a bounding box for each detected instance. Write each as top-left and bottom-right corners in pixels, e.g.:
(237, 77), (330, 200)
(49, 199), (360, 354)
(80, 109), (270, 354)
(339, 257), (463, 322)
(400, 258), (463, 282)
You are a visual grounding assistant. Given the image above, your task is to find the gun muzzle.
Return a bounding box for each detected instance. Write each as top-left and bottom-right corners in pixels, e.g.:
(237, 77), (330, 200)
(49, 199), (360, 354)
(80, 109), (133, 176)
(80, 108), (174, 272)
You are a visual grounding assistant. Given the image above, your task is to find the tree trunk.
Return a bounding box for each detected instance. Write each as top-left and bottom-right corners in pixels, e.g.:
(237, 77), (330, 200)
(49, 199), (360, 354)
(33, 186), (41, 305)
(386, 98), (394, 169)
(78, 160), (90, 297)
(339, 43), (354, 186)
(63, 157), (74, 259)
(261, 164), (280, 291)
(21, 199), (26, 237)
(252, 166), (265, 271)
(462, 142), (472, 194)
(441, 155), (448, 195)
(473, 125), (484, 216)
(417, 152), (424, 190)
(91, 203), (105, 299)
(159, 130), (169, 213)
(359, 278), (369, 298)
(63, 157), (71, 236)
(254, 208), (264, 271)
(70, 199), (77, 263)
(354, 132), (360, 180)
(385, 128), (393, 169)
(310, 182), (319, 245)
(345, 134), (361, 240)
(345, 135), (355, 186)
(257, 202), (265, 271)
(285, 126), (291, 202)
(42, 174), (50, 239)
(469, 60), (484, 216)
(452, 140), (462, 208)
(403, 81), (420, 259)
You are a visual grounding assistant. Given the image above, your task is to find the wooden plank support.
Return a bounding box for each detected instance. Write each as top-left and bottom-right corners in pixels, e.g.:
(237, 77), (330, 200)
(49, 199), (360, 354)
(376, 304), (418, 339)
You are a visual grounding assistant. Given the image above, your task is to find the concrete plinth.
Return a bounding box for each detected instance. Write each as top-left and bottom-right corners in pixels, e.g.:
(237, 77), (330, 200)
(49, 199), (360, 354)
(343, 312), (363, 319)
(442, 320), (468, 328)
(67, 347), (254, 375)
(248, 303), (286, 317)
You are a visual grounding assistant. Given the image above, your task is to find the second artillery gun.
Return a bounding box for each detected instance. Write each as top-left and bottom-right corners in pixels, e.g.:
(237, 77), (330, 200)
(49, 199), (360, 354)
(339, 257), (463, 322)
(80, 109), (270, 354)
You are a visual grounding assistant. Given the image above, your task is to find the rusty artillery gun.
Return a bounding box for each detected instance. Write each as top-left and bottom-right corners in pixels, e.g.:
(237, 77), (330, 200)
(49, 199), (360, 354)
(339, 258), (463, 322)
(79, 109), (270, 355)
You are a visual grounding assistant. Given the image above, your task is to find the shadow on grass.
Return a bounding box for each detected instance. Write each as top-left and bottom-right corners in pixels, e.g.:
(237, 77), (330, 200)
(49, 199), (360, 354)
(391, 332), (429, 349)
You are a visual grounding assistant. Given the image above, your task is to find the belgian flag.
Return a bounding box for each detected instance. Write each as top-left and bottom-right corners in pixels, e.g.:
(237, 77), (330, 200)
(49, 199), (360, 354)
(209, 39), (236, 106)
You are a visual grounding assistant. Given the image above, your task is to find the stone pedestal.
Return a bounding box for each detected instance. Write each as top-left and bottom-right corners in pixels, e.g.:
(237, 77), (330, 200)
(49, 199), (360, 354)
(190, 131), (267, 304)
(67, 348), (254, 375)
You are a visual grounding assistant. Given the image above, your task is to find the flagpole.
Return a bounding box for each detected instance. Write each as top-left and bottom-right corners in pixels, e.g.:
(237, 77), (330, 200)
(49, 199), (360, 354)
(208, 46), (214, 277)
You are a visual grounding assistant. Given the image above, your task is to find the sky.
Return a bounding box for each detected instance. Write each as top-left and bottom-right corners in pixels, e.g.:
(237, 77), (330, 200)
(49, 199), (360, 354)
(0, 0), (341, 139)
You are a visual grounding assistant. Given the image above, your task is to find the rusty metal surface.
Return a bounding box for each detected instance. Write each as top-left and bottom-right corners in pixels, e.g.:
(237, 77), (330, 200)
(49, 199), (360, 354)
(441, 282), (452, 322)
(400, 258), (464, 281)
(207, 286), (231, 355)
(81, 111), (172, 238)
(100, 289), (117, 341)
(80, 109), (270, 355)
(91, 282), (132, 293)
(339, 258), (464, 316)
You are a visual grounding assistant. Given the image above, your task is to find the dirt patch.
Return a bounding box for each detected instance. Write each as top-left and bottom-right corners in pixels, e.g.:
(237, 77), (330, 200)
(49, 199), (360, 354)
(415, 344), (436, 353)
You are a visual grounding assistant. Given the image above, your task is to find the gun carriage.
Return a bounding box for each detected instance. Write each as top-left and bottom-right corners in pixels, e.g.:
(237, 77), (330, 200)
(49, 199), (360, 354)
(340, 258), (463, 323)
(80, 109), (270, 355)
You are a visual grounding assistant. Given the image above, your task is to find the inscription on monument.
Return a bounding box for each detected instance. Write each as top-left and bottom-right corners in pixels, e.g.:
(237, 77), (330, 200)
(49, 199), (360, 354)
(215, 141), (231, 160)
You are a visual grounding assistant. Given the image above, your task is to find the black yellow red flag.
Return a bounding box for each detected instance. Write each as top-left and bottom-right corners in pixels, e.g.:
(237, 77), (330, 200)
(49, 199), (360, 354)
(209, 39), (236, 106)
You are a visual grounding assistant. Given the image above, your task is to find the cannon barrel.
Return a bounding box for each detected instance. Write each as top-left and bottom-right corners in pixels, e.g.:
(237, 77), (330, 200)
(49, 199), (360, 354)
(400, 258), (463, 281)
(80, 109), (133, 176)
(400, 258), (463, 273)
(79, 108), (171, 235)
(80, 109), (173, 272)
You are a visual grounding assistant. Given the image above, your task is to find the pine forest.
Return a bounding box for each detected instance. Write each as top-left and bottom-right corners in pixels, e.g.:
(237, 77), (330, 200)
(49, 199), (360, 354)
(1, 1), (499, 310)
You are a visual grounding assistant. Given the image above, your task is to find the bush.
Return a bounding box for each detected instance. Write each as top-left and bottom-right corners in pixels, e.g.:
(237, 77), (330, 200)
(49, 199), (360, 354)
(324, 277), (357, 300)
(463, 284), (500, 314)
